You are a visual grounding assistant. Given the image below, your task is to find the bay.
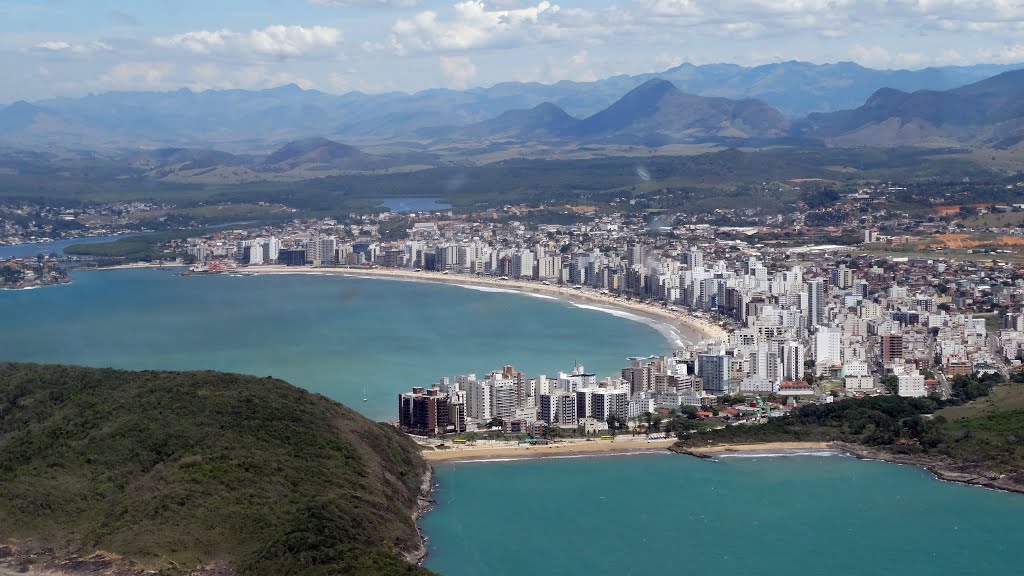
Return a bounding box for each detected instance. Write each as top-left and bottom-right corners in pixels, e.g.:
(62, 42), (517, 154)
(422, 453), (1024, 576)
(0, 269), (669, 420)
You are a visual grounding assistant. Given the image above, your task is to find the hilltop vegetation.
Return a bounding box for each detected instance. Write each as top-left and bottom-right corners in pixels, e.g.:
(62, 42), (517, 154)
(0, 363), (435, 576)
(676, 374), (1024, 477)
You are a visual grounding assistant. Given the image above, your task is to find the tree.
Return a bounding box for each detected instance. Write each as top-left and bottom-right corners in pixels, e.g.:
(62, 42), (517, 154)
(606, 415), (625, 435)
(673, 418), (699, 440)
(679, 405), (699, 419)
(650, 415), (663, 433)
(881, 375), (899, 395)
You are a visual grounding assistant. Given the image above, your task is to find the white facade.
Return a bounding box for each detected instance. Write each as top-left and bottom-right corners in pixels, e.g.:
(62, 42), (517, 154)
(466, 380), (492, 421)
(814, 326), (842, 376)
(897, 371), (927, 398)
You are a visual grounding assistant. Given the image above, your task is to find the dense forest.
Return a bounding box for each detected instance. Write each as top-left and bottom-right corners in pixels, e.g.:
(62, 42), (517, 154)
(0, 363), (435, 576)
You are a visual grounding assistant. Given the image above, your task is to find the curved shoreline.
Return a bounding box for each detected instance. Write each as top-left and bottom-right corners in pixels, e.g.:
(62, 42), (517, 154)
(234, 265), (728, 345)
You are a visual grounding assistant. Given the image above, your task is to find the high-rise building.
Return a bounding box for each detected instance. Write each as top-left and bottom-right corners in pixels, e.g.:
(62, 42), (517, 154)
(897, 371), (926, 398)
(539, 392), (576, 425)
(511, 250), (535, 279)
(685, 249), (704, 270)
(781, 340), (805, 382)
(309, 236), (337, 266)
(830, 265), (854, 290)
(806, 279), (825, 328)
(881, 332), (904, 364)
(466, 380), (492, 421)
(398, 387), (455, 436)
(814, 326), (842, 375)
(697, 353), (731, 393)
(590, 389), (629, 421)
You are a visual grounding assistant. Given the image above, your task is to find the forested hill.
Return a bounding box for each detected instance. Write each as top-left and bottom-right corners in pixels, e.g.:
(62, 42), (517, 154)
(0, 363), (435, 576)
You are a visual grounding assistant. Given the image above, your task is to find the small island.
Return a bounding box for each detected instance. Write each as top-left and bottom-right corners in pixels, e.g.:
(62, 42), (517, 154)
(0, 260), (69, 290)
(0, 364), (436, 576)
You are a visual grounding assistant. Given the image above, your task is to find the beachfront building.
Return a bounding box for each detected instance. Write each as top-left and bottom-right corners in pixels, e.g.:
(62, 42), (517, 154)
(398, 386), (466, 436)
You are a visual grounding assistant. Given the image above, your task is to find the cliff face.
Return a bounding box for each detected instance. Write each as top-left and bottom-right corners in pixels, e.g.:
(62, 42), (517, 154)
(0, 363), (436, 576)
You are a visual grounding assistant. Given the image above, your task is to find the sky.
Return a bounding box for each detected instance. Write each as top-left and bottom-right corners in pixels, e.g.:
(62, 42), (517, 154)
(2, 0), (1024, 103)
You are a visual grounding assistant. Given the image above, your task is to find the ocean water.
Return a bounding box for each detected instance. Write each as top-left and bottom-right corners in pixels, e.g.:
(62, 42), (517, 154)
(0, 269), (671, 420)
(422, 453), (1024, 576)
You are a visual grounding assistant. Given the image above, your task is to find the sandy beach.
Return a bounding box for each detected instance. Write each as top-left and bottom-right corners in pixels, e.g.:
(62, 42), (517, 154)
(421, 437), (679, 461)
(420, 439), (836, 462)
(678, 441), (834, 455)
(241, 265), (728, 344)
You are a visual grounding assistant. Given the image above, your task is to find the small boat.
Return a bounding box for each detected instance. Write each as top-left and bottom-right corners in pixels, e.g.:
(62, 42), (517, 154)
(362, 386), (368, 402)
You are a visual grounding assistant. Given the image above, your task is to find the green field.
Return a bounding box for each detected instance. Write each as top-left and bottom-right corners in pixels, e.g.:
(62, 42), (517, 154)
(937, 384), (1024, 420)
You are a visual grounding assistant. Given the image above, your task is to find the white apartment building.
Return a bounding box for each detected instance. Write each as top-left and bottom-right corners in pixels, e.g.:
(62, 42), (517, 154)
(814, 326), (842, 376)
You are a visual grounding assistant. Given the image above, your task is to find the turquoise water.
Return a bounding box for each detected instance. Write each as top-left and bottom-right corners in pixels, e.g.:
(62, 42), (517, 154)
(422, 453), (1024, 575)
(0, 269), (669, 420)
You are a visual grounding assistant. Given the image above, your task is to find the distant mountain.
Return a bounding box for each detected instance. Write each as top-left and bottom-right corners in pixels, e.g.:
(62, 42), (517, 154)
(263, 136), (372, 171)
(117, 138), (401, 184)
(654, 61), (1021, 116)
(0, 61), (1017, 149)
(572, 79), (788, 141)
(432, 80), (787, 144)
(444, 102), (581, 140)
(798, 69), (1024, 146)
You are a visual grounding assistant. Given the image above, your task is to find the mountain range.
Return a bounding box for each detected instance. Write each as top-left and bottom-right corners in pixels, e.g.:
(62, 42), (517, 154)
(798, 69), (1024, 147)
(0, 60), (1019, 150)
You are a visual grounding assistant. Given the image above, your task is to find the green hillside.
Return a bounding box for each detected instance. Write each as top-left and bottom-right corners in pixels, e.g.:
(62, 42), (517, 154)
(0, 363), (435, 576)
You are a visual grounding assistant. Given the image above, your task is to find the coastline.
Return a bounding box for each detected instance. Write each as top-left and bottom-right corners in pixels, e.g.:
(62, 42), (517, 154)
(673, 440), (1024, 495)
(834, 442), (1024, 496)
(235, 265), (728, 344)
(406, 465), (435, 566)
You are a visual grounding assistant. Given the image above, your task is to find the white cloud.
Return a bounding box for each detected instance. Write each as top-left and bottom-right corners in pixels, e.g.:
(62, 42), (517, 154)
(439, 55), (477, 87)
(388, 1), (568, 54)
(154, 25), (343, 58)
(35, 41), (72, 51)
(849, 43), (967, 68)
(978, 43), (1024, 64)
(32, 40), (113, 54)
(637, 0), (1024, 38)
(100, 62), (176, 89)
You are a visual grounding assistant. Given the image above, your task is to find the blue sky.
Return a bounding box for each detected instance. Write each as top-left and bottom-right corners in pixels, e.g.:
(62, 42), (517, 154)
(2, 0), (1023, 103)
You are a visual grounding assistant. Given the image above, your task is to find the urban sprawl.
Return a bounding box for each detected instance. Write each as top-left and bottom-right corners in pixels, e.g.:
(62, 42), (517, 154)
(7, 187), (1023, 439)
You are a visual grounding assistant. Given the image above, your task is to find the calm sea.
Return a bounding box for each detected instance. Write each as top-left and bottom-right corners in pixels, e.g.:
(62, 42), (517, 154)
(422, 453), (1024, 576)
(0, 268), (670, 420)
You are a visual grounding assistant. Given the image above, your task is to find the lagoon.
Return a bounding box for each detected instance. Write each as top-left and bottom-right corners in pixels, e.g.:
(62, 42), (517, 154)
(379, 197), (453, 213)
(0, 234), (133, 259)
